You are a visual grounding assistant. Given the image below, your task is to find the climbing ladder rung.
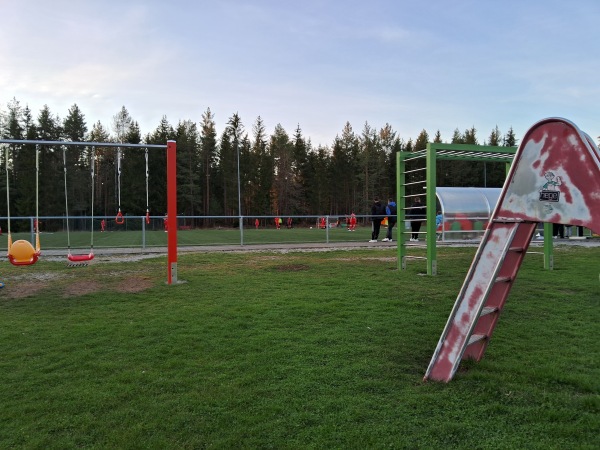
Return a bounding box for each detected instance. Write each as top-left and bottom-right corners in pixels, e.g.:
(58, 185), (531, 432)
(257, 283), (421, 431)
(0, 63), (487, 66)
(509, 246), (525, 252)
(467, 334), (487, 346)
(404, 167), (426, 174)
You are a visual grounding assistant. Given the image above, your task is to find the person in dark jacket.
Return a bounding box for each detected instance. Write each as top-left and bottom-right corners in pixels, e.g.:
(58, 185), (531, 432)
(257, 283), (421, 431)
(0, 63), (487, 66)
(382, 198), (397, 242)
(369, 197), (386, 242)
(407, 196), (426, 241)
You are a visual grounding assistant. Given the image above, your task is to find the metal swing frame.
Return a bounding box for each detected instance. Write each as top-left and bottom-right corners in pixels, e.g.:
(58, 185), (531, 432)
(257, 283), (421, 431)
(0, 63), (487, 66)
(63, 145), (95, 262)
(1, 139), (179, 285)
(4, 145), (41, 266)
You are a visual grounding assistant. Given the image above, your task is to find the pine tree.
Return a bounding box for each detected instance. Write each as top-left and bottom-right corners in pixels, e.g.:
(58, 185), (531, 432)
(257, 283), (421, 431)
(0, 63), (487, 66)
(199, 108), (218, 220)
(331, 122), (360, 214)
(239, 134), (252, 223)
(463, 126), (478, 145)
(145, 116), (176, 216)
(112, 106), (132, 144)
(414, 129), (429, 150)
(3, 99), (34, 229)
(175, 120), (201, 223)
(250, 116), (271, 216)
(215, 128), (231, 219)
(3, 98), (24, 140)
(380, 123), (401, 202)
(270, 123), (297, 215)
(223, 113), (245, 223)
(292, 124), (309, 215)
(62, 104), (90, 218)
(306, 145), (331, 216)
(464, 126), (485, 185)
(358, 122), (389, 214)
(89, 121), (114, 217)
(111, 107), (140, 215)
(358, 122), (376, 212)
(487, 126), (501, 146)
(481, 125), (507, 188)
(451, 128), (464, 144)
(503, 127), (518, 147)
(37, 105), (64, 217)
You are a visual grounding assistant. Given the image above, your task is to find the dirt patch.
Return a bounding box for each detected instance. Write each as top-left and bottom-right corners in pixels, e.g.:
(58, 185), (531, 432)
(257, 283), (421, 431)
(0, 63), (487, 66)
(274, 264), (310, 272)
(63, 280), (102, 297)
(117, 276), (154, 293)
(2, 281), (50, 299)
(2, 271), (69, 299)
(332, 256), (396, 262)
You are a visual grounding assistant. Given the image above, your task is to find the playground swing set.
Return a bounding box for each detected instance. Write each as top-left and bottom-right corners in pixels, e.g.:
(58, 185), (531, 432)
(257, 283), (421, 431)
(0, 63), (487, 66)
(4, 146), (41, 266)
(113, 147), (152, 227)
(1, 139), (179, 284)
(62, 146), (95, 263)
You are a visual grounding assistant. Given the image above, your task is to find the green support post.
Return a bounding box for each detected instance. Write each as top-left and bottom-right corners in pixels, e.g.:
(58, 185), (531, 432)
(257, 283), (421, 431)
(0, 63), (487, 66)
(426, 144), (437, 275)
(543, 222), (554, 269)
(397, 150), (406, 270)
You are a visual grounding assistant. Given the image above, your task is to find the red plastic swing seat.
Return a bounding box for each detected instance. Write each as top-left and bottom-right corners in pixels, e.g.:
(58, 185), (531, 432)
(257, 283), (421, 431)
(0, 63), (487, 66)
(67, 252), (94, 262)
(8, 239), (41, 266)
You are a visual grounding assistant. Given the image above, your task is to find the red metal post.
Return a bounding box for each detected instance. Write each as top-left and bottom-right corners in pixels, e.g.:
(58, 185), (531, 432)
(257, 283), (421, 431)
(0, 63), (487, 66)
(167, 140), (177, 284)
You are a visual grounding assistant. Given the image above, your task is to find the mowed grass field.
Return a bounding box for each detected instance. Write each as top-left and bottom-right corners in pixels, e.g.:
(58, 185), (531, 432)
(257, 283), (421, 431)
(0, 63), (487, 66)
(0, 245), (598, 448)
(0, 225), (375, 251)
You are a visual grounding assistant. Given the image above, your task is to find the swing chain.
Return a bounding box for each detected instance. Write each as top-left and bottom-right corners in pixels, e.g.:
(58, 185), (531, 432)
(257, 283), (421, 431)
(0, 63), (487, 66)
(115, 148), (124, 224)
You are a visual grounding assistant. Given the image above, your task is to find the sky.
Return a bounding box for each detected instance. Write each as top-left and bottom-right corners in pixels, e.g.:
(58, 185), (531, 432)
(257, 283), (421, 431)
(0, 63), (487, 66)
(1, 0), (599, 147)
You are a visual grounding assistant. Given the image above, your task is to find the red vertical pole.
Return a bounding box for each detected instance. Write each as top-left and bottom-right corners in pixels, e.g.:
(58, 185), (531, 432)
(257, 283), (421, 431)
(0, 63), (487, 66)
(167, 140), (177, 284)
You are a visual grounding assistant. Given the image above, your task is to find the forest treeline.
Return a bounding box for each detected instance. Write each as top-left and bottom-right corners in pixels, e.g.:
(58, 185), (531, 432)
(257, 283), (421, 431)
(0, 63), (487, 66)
(1, 98), (520, 225)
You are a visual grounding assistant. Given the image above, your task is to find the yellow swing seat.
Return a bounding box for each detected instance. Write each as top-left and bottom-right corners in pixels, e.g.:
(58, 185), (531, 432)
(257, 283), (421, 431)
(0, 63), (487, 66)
(8, 238), (41, 266)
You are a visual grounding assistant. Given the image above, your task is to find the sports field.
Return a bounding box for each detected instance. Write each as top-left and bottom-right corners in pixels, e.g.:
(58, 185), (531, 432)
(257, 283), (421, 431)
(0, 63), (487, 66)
(0, 245), (598, 448)
(1, 226), (377, 251)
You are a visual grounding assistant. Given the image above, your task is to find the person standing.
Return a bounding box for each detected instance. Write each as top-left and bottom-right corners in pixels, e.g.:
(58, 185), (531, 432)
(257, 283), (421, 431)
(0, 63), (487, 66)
(369, 197), (386, 242)
(435, 211), (443, 240)
(408, 197), (425, 241)
(349, 212), (357, 231)
(553, 223), (564, 239)
(382, 198), (397, 242)
(565, 224), (572, 238)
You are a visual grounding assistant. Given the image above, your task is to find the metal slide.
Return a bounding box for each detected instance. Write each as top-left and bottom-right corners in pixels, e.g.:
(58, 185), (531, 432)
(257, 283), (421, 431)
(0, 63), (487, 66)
(424, 118), (600, 382)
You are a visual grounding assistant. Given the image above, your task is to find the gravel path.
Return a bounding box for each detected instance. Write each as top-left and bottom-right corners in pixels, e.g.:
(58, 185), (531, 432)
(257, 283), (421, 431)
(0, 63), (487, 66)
(14, 237), (597, 264)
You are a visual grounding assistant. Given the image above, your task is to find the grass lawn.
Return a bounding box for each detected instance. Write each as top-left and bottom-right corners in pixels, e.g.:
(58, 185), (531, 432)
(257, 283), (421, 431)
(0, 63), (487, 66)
(0, 246), (598, 448)
(0, 226), (375, 251)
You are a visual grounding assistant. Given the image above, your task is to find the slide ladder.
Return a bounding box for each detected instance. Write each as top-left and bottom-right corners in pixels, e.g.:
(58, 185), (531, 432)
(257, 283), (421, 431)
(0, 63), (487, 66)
(424, 118), (600, 382)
